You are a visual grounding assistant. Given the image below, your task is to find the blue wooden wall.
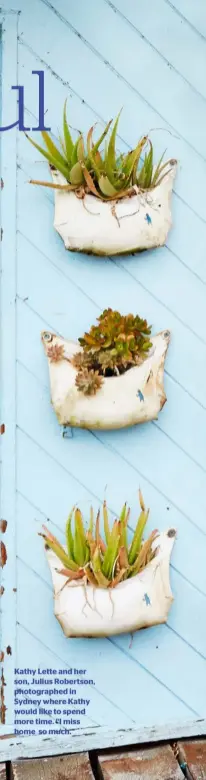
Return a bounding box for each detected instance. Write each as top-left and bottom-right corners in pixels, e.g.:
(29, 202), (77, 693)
(1, 0), (206, 755)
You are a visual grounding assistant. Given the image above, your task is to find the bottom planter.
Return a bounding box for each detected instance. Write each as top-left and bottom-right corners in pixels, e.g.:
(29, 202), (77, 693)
(46, 528), (176, 638)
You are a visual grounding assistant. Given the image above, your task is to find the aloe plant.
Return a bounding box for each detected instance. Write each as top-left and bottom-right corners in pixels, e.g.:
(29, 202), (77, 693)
(27, 101), (173, 201)
(40, 491), (158, 589)
(72, 308), (152, 395)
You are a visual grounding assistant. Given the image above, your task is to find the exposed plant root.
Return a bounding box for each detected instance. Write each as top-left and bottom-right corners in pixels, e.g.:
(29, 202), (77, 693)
(83, 198), (100, 216)
(58, 576), (74, 595)
(92, 588), (104, 619)
(108, 588), (115, 619)
(118, 208), (140, 221)
(111, 203), (120, 227)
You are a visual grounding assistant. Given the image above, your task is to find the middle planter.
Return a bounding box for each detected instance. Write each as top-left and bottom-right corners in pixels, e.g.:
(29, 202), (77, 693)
(41, 308), (170, 431)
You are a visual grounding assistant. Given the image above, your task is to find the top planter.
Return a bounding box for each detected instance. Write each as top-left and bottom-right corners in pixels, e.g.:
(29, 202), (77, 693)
(27, 103), (177, 257)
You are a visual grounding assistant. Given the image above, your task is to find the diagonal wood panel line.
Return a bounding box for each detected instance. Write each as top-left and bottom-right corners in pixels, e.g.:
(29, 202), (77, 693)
(164, 0), (206, 40)
(17, 618), (199, 717)
(19, 37), (206, 230)
(103, 0), (206, 102)
(39, 0), (206, 164)
(15, 622), (136, 725)
(16, 412), (206, 540)
(17, 224), (206, 347)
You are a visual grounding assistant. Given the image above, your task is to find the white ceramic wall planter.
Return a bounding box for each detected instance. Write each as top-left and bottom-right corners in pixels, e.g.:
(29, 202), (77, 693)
(51, 163), (177, 257)
(45, 529), (176, 638)
(41, 329), (170, 431)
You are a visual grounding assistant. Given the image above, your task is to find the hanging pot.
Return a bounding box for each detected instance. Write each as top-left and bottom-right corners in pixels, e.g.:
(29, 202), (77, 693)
(45, 528), (176, 638)
(51, 163), (177, 256)
(41, 329), (170, 431)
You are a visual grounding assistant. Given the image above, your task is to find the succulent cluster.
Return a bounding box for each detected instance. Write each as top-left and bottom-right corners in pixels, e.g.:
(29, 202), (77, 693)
(27, 101), (173, 201)
(40, 491), (158, 589)
(72, 308), (152, 395)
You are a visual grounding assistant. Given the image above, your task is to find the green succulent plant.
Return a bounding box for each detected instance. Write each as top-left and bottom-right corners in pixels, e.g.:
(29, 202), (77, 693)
(40, 491), (158, 589)
(27, 101), (173, 201)
(72, 308), (152, 394)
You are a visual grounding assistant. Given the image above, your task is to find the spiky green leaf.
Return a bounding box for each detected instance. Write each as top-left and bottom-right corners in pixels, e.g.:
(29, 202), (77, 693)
(69, 161), (84, 185)
(98, 175), (117, 197)
(73, 508), (86, 566)
(65, 509), (74, 559)
(25, 133), (70, 180)
(41, 131), (68, 169)
(105, 110), (122, 185)
(128, 508), (149, 565)
(63, 99), (74, 161)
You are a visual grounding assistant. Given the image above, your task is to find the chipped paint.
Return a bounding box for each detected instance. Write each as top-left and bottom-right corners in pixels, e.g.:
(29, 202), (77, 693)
(137, 389), (144, 402)
(0, 587), (5, 596)
(0, 424), (5, 435)
(6, 646), (12, 656)
(0, 543), (7, 568)
(0, 669), (6, 725)
(0, 653), (4, 663)
(0, 521), (7, 534)
(143, 593), (151, 606)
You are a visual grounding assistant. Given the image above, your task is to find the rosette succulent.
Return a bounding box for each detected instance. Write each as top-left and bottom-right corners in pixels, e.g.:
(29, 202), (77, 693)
(72, 307), (152, 394)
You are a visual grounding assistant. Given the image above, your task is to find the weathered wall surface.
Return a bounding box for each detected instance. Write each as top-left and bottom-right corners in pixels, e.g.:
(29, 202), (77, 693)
(0, 0), (206, 755)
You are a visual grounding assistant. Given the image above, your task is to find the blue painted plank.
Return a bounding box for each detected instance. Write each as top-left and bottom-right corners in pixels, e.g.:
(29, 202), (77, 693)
(112, 623), (206, 715)
(95, 425), (206, 535)
(32, 0), (206, 157)
(18, 3), (206, 223)
(109, 0), (206, 99)
(16, 626), (134, 730)
(168, 569), (206, 655)
(17, 221), (206, 357)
